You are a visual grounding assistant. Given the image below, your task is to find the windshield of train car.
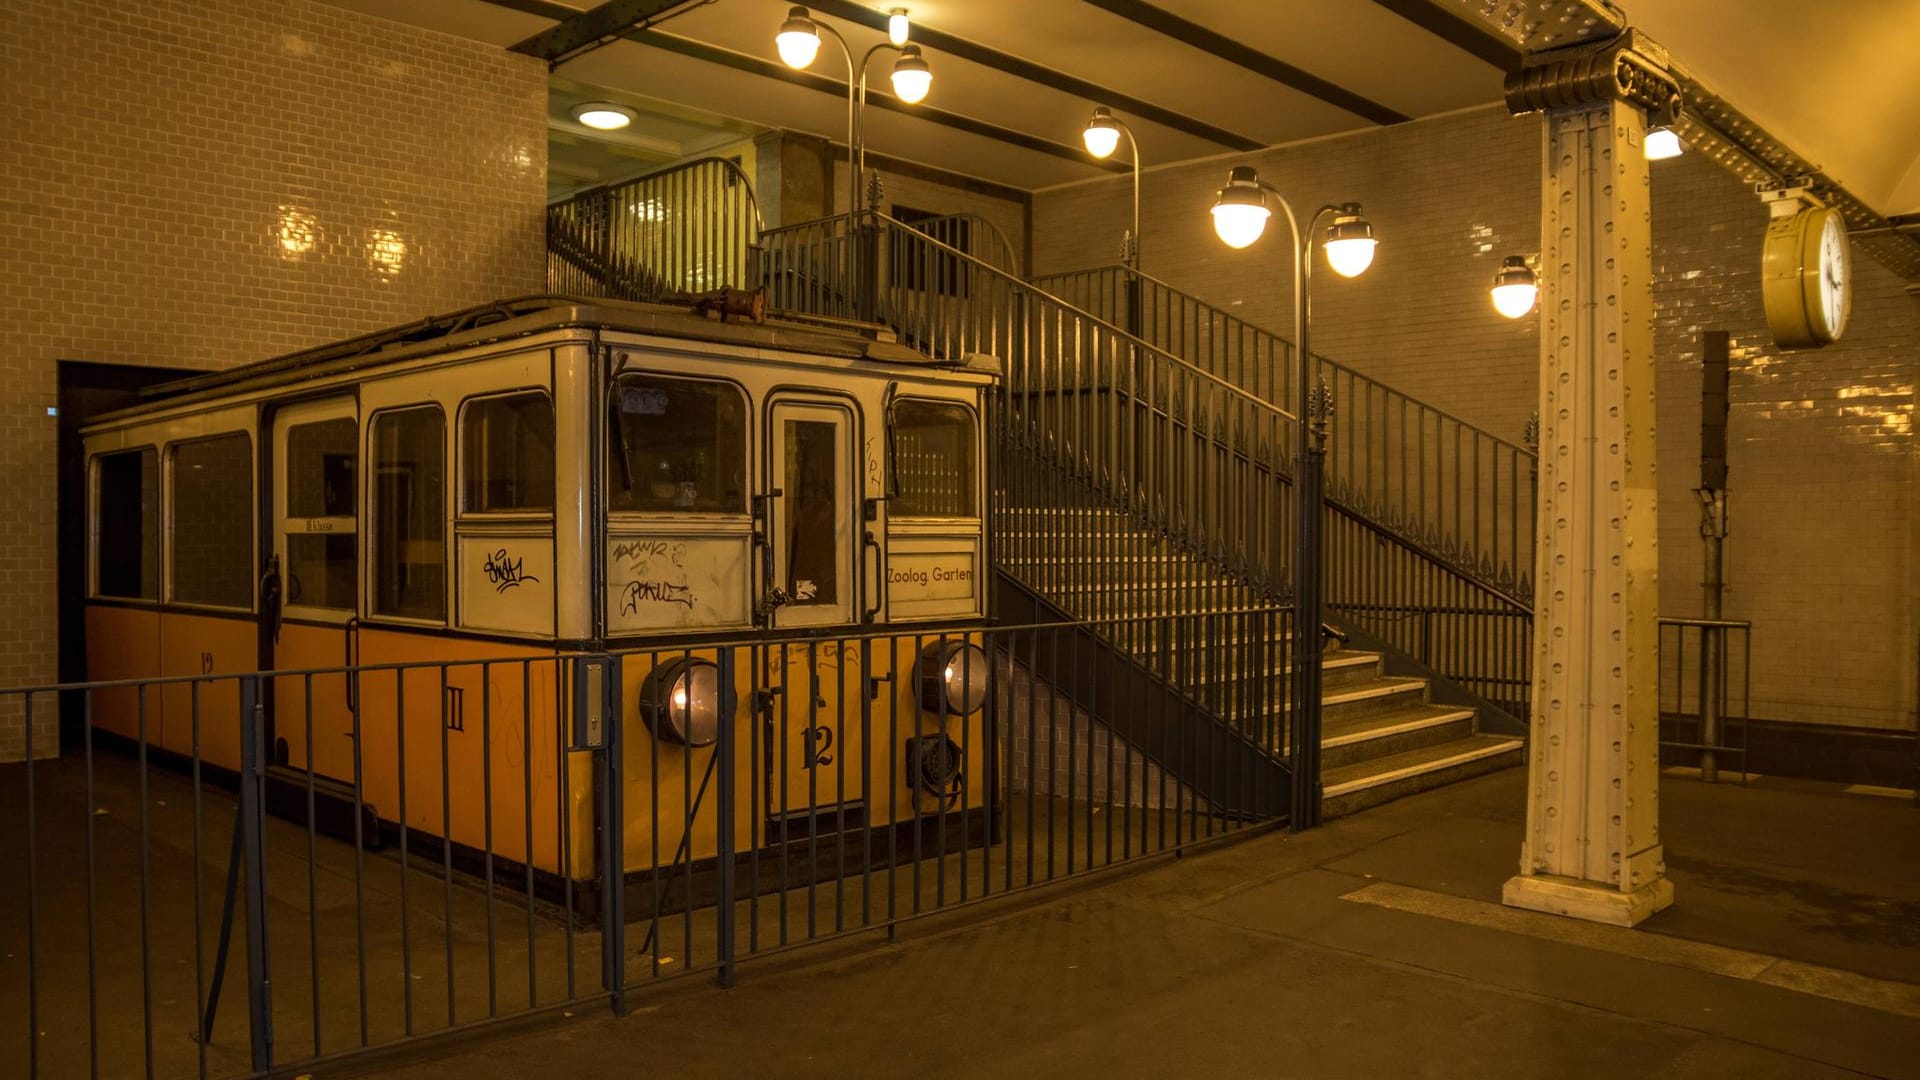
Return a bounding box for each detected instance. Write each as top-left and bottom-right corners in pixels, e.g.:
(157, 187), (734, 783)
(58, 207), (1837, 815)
(890, 400), (976, 517)
(608, 373), (747, 514)
(462, 391), (555, 513)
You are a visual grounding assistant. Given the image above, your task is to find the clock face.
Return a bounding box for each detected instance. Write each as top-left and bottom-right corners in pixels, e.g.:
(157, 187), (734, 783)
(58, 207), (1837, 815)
(1816, 212), (1850, 341)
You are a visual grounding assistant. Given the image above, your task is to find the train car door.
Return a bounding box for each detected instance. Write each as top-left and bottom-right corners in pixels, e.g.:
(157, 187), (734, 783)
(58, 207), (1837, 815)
(263, 396), (361, 782)
(764, 397), (868, 829)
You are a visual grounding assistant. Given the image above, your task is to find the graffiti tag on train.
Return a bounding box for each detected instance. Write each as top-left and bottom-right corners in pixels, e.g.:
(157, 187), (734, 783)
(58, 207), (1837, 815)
(612, 539), (687, 568)
(621, 579), (696, 613)
(482, 548), (539, 593)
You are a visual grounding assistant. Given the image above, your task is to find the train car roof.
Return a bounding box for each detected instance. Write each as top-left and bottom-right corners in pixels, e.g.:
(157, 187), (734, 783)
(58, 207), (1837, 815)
(91, 294), (995, 426)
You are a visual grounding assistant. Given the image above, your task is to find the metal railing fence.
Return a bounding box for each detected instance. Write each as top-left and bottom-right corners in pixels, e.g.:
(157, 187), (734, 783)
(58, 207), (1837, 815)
(546, 157), (765, 302)
(1657, 617), (1753, 782)
(1034, 264), (1539, 602)
(3, 609), (1287, 1079)
(761, 214), (1532, 722)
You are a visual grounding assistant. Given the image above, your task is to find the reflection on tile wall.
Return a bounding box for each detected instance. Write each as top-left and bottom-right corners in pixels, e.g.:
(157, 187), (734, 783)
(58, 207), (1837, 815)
(1035, 105), (1917, 735)
(0, 0), (548, 760)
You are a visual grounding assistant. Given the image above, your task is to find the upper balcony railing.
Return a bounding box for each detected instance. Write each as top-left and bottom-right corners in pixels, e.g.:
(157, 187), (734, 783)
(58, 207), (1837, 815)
(547, 156), (765, 301)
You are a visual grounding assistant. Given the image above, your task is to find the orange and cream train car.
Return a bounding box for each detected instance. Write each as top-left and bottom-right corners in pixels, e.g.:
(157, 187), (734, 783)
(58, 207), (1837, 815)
(81, 295), (997, 893)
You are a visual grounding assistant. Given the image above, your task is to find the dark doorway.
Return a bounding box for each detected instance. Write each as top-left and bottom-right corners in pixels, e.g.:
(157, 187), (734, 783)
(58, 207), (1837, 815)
(57, 360), (204, 751)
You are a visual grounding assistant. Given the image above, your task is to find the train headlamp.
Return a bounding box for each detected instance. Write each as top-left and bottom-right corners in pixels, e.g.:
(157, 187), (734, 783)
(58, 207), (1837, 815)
(916, 641), (989, 715)
(640, 658), (728, 747)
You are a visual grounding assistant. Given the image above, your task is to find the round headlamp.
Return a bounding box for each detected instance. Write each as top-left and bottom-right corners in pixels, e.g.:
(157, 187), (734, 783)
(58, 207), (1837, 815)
(916, 640), (989, 716)
(640, 657), (728, 747)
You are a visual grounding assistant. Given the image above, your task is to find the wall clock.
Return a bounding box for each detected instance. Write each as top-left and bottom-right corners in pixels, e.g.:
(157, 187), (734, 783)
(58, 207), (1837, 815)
(1762, 204), (1850, 348)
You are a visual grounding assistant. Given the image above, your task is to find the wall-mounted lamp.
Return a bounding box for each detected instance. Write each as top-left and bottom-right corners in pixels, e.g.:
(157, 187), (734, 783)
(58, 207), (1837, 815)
(1645, 125), (1683, 160)
(1490, 256), (1538, 318)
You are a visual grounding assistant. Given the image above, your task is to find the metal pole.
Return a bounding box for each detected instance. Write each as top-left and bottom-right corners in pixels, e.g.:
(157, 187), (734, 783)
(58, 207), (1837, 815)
(596, 656), (627, 1016)
(715, 647), (738, 989)
(1699, 330), (1731, 783)
(1120, 121), (1142, 338)
(1700, 492), (1726, 782)
(237, 675), (273, 1072)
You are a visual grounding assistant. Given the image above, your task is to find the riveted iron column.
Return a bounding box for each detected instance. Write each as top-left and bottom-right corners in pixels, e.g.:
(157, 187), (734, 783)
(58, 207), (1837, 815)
(1503, 29), (1680, 926)
(1291, 382), (1332, 830)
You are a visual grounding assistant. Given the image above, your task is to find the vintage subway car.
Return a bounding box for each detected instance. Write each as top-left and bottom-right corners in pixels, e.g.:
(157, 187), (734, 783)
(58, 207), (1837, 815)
(80, 295), (996, 892)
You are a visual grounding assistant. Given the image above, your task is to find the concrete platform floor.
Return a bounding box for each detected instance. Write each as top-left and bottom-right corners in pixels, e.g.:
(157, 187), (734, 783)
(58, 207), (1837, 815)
(373, 766), (1920, 1080)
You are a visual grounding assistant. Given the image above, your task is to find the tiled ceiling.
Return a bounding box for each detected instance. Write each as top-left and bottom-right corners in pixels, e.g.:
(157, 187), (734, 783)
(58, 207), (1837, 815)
(321, 0), (1920, 216)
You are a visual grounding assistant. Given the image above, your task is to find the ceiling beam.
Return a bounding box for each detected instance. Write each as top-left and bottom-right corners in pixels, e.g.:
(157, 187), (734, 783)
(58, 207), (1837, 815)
(803, 0), (1263, 152)
(1363, 0), (1523, 72)
(630, 30), (1130, 176)
(1075, 0), (1410, 125)
(510, 0), (699, 63)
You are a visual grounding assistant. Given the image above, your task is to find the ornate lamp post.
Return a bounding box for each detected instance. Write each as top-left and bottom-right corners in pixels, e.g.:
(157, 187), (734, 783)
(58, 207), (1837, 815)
(1210, 165), (1376, 830)
(776, 5), (933, 216)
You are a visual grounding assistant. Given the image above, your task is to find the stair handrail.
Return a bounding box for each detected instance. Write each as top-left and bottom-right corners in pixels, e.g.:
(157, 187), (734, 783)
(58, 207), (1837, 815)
(1037, 261), (1534, 457)
(1033, 260), (1538, 600)
(549, 155), (767, 234)
(547, 156), (765, 301)
(761, 212), (1303, 423)
(760, 210), (1533, 722)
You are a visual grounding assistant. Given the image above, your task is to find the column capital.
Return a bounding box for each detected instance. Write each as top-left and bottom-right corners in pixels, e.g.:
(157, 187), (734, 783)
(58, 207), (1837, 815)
(1504, 28), (1681, 123)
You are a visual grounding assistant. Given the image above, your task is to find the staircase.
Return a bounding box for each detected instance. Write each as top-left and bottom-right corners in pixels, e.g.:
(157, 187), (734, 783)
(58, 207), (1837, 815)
(545, 178), (1532, 823)
(996, 502), (1519, 819)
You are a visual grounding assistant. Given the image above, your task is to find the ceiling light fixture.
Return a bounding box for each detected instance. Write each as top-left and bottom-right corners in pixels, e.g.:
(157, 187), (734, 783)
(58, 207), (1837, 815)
(572, 102), (635, 131)
(888, 8), (910, 47)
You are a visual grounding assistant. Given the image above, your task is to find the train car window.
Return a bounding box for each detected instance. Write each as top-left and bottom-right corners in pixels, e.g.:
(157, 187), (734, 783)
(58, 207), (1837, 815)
(371, 406), (446, 620)
(891, 401), (976, 517)
(784, 418), (840, 606)
(285, 417), (359, 611)
(95, 447), (159, 600)
(462, 391), (555, 513)
(170, 434), (253, 608)
(608, 374), (747, 513)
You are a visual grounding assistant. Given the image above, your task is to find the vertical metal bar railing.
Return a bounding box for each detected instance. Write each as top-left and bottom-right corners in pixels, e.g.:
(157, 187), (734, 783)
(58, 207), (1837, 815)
(1035, 264), (1538, 603)
(546, 156), (765, 302)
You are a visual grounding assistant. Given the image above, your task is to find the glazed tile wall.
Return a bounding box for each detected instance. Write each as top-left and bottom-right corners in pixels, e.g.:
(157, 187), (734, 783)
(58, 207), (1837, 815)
(1033, 106), (1918, 737)
(0, 0), (548, 760)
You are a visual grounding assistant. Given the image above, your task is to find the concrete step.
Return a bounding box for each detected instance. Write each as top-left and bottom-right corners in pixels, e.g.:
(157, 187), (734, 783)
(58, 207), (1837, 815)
(1165, 645), (1380, 692)
(1321, 734), (1524, 819)
(1321, 705), (1477, 771)
(1321, 677), (1430, 725)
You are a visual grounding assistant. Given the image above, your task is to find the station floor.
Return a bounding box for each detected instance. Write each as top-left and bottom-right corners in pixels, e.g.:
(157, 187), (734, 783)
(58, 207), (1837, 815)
(375, 765), (1920, 1080)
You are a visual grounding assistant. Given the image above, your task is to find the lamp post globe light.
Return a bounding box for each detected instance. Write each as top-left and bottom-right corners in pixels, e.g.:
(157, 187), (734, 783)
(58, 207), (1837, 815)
(1082, 107), (1142, 270)
(774, 6), (932, 217)
(1490, 255), (1539, 318)
(1208, 163), (1376, 831)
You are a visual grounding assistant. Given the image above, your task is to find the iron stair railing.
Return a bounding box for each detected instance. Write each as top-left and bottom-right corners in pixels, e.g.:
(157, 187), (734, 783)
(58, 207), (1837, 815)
(1034, 264), (1539, 604)
(762, 213), (1531, 727)
(546, 156), (766, 301)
